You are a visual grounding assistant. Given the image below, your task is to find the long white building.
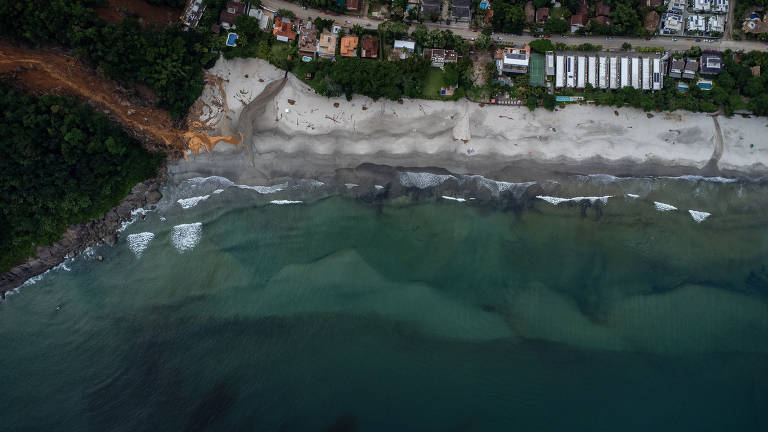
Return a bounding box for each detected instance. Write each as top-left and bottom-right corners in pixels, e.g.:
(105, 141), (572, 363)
(553, 51), (665, 92)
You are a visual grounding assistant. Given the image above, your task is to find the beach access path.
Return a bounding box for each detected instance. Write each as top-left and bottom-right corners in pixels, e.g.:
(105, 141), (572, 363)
(260, 0), (768, 52)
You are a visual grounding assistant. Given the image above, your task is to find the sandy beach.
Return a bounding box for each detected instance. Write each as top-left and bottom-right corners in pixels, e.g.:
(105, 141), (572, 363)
(175, 57), (768, 185)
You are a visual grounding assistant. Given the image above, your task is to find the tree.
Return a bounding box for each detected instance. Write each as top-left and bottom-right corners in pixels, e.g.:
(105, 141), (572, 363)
(544, 18), (569, 34)
(621, 42), (632, 51)
(474, 33), (491, 51)
(526, 95), (538, 111)
(529, 39), (554, 53)
(543, 94), (556, 110)
(412, 24), (429, 47)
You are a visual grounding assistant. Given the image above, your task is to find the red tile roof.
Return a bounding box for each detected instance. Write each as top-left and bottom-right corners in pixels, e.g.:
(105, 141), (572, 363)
(273, 18), (297, 40)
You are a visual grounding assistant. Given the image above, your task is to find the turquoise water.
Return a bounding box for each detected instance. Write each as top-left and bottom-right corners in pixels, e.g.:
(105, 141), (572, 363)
(2, 175), (768, 431)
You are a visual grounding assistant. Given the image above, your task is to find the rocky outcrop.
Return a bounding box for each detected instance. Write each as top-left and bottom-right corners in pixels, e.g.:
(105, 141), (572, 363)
(0, 164), (168, 297)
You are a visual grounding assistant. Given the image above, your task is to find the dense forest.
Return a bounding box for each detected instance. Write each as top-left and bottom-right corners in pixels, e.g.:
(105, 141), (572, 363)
(0, 83), (163, 273)
(0, 0), (213, 118)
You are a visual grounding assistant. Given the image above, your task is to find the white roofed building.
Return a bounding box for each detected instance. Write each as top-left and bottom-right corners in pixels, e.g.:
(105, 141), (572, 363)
(712, 0), (728, 13)
(693, 0), (710, 11)
(687, 15), (707, 32)
(708, 15), (725, 33)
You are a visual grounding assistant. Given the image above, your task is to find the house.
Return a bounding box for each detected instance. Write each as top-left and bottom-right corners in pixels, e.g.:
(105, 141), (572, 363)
(394, 40), (416, 52)
(346, 0), (360, 12)
(669, 58), (685, 78)
(708, 15), (725, 33)
(317, 32), (338, 60)
(273, 17), (297, 42)
(644, 11), (660, 32)
(361, 36), (378, 58)
(219, 0), (246, 29)
(699, 51), (723, 74)
(182, 0), (206, 30)
(247, 8), (271, 31)
(751, 65), (761, 77)
(554, 51), (666, 91)
(683, 59), (698, 78)
(661, 13), (683, 33)
(298, 21), (318, 57)
(421, 0), (442, 16)
(494, 45), (531, 74)
(595, 1), (611, 17)
(525, 1), (535, 24)
(569, 14), (588, 32)
(743, 12), (768, 34)
(392, 40), (415, 60)
(451, 0), (472, 22)
(646, 0), (662, 6)
(712, 0), (728, 13)
(536, 7), (549, 23)
(687, 14), (706, 32)
(340, 36), (358, 57)
(693, 0), (710, 12)
(423, 48), (458, 68)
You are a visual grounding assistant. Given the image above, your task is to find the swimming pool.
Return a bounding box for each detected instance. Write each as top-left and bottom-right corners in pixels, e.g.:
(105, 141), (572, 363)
(226, 32), (238, 47)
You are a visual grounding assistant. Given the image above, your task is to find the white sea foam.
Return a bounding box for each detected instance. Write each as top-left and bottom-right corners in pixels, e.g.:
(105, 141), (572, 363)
(399, 172), (454, 189)
(626, 194), (640, 199)
(213, 189), (225, 194)
(665, 175), (738, 184)
(116, 207), (151, 232)
(374, 185), (385, 190)
(184, 175), (235, 188)
(441, 196), (466, 202)
(576, 174), (619, 184)
(270, 200), (303, 205)
(344, 183), (359, 189)
(236, 182), (287, 194)
(654, 201), (678, 212)
(177, 195), (210, 209)
(688, 210), (711, 223)
(127, 232), (155, 258)
(473, 175), (535, 197)
(536, 195), (612, 205)
(171, 223), (202, 253)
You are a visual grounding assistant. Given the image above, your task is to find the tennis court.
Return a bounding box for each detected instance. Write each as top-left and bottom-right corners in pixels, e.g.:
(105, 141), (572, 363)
(529, 53), (546, 87)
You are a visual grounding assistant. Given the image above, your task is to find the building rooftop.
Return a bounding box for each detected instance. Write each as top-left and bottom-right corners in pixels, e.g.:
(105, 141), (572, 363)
(536, 7), (549, 22)
(699, 52), (722, 74)
(298, 23), (318, 54)
(340, 36), (359, 57)
(361, 36), (378, 58)
(273, 17), (297, 41)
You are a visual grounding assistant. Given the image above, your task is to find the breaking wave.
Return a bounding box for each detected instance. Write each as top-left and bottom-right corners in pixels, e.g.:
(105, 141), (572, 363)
(688, 210), (711, 223)
(127, 232), (155, 258)
(271, 200), (303, 205)
(171, 223), (202, 253)
(654, 201), (678, 212)
(441, 196), (466, 202)
(177, 195), (210, 209)
(537, 195), (612, 205)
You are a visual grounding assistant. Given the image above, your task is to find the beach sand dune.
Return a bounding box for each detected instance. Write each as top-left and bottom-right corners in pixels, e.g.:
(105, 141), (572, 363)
(177, 57), (768, 185)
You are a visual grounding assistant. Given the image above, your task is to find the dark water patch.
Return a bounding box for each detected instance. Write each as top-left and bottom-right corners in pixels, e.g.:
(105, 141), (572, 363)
(183, 382), (237, 432)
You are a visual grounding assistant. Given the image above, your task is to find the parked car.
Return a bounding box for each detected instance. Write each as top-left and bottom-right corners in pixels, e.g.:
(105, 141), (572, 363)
(672, 38), (678, 41)
(470, 37), (475, 41)
(345, 20), (351, 23)
(605, 36), (612, 40)
(545, 34), (551, 38)
(695, 38), (702, 42)
(645, 37), (651, 40)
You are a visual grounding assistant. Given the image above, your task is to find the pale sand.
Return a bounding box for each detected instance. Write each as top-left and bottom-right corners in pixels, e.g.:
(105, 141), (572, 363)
(177, 57), (768, 184)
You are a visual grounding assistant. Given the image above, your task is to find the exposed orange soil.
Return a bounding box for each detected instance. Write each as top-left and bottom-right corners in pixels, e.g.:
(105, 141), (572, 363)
(93, 0), (181, 28)
(0, 41), (238, 158)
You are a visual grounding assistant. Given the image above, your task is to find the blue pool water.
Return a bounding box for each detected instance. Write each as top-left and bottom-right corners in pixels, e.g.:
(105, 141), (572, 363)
(226, 33), (238, 47)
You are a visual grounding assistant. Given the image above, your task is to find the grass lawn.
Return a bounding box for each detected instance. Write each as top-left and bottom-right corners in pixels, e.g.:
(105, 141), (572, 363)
(422, 67), (445, 98)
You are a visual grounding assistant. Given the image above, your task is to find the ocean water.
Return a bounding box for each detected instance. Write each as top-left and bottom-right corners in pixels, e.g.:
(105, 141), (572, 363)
(2, 174), (768, 431)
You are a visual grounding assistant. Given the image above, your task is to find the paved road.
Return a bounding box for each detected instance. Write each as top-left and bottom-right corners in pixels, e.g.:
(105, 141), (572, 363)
(261, 0), (768, 52)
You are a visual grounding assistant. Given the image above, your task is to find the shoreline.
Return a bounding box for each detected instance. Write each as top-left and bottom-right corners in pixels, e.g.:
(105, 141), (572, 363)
(0, 164), (168, 296)
(5, 56), (768, 294)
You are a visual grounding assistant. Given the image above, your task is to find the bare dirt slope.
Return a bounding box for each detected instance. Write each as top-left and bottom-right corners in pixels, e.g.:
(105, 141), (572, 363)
(0, 41), (238, 156)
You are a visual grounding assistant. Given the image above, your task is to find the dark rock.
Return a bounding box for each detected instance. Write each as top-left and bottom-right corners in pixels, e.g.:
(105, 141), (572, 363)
(146, 190), (162, 203)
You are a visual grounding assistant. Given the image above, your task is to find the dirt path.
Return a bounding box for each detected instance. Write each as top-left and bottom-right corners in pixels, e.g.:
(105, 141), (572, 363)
(0, 41), (238, 157)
